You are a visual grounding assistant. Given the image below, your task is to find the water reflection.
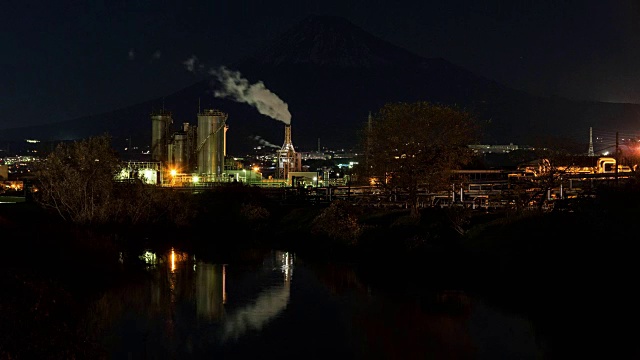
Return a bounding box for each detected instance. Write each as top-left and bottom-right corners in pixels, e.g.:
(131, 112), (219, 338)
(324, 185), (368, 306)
(93, 248), (295, 353)
(83, 248), (542, 358)
(301, 262), (543, 359)
(222, 251), (293, 342)
(196, 262), (225, 321)
(135, 248), (293, 330)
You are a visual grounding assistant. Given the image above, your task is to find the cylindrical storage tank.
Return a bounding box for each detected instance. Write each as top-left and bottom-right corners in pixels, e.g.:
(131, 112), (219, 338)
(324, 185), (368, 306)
(197, 109), (228, 178)
(151, 110), (172, 162)
(173, 132), (187, 171)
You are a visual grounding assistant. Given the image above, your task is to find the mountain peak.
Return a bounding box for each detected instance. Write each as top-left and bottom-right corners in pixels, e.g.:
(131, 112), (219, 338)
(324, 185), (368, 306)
(302, 14), (353, 25)
(241, 15), (425, 69)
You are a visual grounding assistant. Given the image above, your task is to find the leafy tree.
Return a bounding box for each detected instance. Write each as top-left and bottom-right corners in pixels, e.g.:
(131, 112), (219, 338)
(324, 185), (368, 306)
(33, 134), (121, 224)
(358, 101), (480, 217)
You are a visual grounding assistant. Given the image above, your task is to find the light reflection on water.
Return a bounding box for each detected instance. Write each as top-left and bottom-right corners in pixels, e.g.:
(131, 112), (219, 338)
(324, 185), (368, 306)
(136, 248), (293, 330)
(84, 248), (543, 358)
(221, 251), (292, 343)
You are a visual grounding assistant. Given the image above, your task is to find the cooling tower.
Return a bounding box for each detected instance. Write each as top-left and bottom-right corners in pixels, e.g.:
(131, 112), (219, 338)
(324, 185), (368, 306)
(197, 109), (228, 178)
(151, 110), (172, 162)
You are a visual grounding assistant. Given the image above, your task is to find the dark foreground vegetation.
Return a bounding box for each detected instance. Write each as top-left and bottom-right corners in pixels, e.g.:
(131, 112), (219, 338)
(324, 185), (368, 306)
(3, 180), (640, 358)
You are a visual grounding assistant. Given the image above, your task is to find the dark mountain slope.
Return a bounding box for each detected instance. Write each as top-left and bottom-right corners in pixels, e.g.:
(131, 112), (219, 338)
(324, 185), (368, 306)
(242, 14), (427, 68)
(2, 15), (640, 156)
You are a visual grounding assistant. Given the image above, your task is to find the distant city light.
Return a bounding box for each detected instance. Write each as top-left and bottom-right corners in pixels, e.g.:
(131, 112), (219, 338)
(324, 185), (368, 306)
(139, 251), (157, 266)
(142, 169), (155, 183)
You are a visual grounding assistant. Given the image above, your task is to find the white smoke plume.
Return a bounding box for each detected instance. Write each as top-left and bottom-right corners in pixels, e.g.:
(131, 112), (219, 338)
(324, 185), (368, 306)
(128, 49), (135, 60)
(209, 66), (291, 124)
(252, 135), (280, 149)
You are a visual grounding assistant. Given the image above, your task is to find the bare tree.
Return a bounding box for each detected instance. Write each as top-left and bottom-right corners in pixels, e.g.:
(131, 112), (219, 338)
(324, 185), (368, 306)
(33, 134), (197, 227)
(33, 134), (122, 224)
(359, 101), (480, 217)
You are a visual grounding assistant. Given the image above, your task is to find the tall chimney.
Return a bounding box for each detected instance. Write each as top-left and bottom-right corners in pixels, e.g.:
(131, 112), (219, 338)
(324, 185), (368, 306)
(277, 124), (298, 180)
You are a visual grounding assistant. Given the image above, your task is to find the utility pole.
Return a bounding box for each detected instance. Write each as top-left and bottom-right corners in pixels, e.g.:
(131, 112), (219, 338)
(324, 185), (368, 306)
(588, 127), (594, 156)
(615, 131), (619, 187)
(366, 111), (372, 174)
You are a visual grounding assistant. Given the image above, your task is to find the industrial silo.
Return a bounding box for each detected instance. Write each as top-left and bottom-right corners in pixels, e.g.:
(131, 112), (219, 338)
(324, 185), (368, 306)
(197, 109), (228, 179)
(151, 110), (173, 163)
(171, 131), (187, 171)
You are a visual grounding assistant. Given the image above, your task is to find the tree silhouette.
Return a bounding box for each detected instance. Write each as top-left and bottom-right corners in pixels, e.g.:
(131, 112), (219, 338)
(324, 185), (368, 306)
(33, 134), (122, 224)
(359, 101), (480, 217)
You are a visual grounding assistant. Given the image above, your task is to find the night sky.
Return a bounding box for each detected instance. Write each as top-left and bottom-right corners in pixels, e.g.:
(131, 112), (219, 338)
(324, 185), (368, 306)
(3, 0), (640, 130)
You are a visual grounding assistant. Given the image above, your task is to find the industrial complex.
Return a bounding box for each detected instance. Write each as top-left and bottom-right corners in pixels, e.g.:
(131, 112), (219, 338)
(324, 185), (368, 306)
(115, 108), (336, 189)
(1, 107), (638, 211)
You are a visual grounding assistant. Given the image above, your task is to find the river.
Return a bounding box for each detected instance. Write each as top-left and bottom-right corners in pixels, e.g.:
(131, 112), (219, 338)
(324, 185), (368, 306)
(79, 246), (551, 359)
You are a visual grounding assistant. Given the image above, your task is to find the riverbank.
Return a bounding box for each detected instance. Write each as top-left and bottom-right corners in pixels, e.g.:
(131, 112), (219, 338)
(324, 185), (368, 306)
(2, 193), (634, 294)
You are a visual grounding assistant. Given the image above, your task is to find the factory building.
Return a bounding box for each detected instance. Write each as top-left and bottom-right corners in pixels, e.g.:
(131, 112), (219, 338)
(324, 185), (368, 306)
(117, 106), (311, 187)
(168, 122), (198, 176)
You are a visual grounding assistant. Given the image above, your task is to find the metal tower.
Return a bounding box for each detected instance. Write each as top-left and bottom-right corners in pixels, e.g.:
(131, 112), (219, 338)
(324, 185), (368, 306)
(588, 127), (595, 156)
(277, 124), (297, 180)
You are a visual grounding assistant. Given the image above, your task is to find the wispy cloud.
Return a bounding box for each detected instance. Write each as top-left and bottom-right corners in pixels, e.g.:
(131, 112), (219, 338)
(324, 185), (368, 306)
(182, 55), (199, 72)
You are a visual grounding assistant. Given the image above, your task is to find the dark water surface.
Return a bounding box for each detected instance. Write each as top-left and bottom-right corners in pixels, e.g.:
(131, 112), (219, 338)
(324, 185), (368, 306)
(82, 247), (547, 359)
(3, 218), (640, 359)
(4, 205), (640, 359)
